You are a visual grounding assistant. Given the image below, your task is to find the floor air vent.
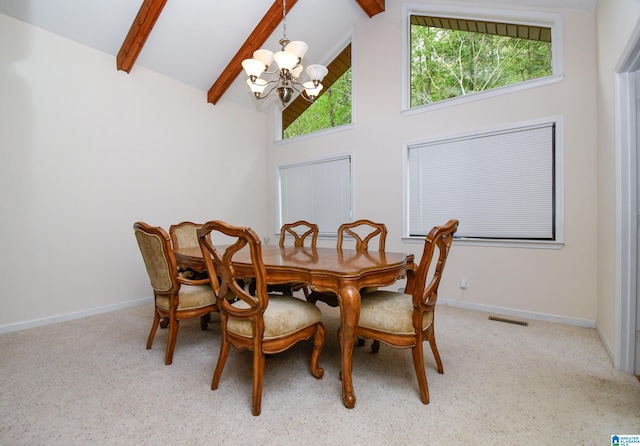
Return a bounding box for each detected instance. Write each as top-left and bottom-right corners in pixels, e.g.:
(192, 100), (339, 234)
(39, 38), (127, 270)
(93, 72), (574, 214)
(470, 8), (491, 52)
(488, 316), (529, 326)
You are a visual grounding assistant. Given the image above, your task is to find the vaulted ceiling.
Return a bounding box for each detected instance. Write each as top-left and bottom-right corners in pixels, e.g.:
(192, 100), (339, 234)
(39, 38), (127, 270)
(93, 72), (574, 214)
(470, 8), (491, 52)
(0, 0), (383, 109)
(117, 0), (383, 105)
(0, 0), (595, 109)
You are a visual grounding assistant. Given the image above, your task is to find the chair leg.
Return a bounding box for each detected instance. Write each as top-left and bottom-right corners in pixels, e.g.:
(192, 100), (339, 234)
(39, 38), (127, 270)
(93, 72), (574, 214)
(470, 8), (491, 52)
(310, 323), (325, 379)
(211, 338), (230, 390)
(200, 313), (211, 330)
(371, 339), (380, 353)
(251, 350), (266, 416)
(411, 344), (430, 404)
(147, 310), (160, 350)
(164, 318), (179, 365)
(428, 332), (444, 374)
(160, 316), (169, 328)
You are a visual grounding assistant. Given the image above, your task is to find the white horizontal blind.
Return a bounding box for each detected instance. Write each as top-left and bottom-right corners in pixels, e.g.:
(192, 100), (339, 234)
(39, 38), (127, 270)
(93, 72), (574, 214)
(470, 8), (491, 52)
(408, 123), (555, 239)
(279, 156), (352, 235)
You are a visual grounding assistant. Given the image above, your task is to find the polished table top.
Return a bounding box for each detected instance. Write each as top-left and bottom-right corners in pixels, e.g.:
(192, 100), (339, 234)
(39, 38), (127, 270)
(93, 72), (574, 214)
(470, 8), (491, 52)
(176, 245), (412, 289)
(175, 244), (415, 409)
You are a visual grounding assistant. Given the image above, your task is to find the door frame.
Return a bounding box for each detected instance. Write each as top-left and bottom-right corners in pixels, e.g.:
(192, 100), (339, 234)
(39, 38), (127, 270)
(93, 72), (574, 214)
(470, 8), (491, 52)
(616, 21), (640, 374)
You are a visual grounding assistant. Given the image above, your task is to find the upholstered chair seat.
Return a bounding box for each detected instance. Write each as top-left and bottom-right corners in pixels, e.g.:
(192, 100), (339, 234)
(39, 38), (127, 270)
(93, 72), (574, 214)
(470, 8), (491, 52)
(227, 295), (323, 339)
(155, 284), (216, 311)
(359, 291), (433, 335)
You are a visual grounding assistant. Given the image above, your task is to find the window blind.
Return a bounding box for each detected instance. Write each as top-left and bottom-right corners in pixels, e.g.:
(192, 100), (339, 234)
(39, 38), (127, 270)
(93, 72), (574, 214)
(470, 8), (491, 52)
(279, 156), (352, 235)
(408, 123), (555, 239)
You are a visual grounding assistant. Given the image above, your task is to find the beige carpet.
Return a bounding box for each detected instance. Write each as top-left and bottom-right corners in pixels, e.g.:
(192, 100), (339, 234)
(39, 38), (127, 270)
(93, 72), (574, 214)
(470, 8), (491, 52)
(1, 301), (638, 445)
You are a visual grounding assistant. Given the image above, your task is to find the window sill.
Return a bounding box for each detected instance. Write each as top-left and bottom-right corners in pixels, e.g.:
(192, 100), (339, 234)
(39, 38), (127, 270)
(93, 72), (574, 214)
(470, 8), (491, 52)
(402, 236), (564, 250)
(401, 75), (564, 117)
(275, 122), (354, 145)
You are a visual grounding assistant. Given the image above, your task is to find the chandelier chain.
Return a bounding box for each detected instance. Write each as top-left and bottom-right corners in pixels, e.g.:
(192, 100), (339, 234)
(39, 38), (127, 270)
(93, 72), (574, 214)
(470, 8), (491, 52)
(282, 0), (287, 42)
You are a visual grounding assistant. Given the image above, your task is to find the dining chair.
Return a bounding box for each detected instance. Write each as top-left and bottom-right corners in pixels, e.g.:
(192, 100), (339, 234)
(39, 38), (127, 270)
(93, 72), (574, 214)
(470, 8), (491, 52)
(169, 221), (202, 250)
(133, 221), (218, 365)
(169, 221), (210, 280)
(307, 219), (387, 307)
(197, 220), (326, 416)
(267, 220), (319, 297)
(337, 219), (387, 252)
(279, 220), (319, 248)
(355, 219), (458, 404)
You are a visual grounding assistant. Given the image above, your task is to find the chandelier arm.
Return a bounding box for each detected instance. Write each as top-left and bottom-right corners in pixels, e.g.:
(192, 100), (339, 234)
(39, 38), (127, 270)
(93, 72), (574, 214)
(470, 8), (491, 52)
(256, 82), (282, 100)
(290, 82), (318, 103)
(290, 82), (304, 94)
(249, 77), (281, 88)
(263, 68), (281, 76)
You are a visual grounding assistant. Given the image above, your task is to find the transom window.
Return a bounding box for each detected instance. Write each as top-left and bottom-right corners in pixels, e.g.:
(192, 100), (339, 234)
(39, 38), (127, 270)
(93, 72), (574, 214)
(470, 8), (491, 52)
(282, 43), (352, 139)
(404, 7), (562, 111)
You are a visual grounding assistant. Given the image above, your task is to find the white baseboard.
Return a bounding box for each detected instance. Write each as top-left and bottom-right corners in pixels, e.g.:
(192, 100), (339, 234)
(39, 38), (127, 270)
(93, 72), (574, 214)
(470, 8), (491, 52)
(595, 324), (617, 368)
(0, 296), (597, 335)
(438, 298), (596, 328)
(0, 296), (153, 334)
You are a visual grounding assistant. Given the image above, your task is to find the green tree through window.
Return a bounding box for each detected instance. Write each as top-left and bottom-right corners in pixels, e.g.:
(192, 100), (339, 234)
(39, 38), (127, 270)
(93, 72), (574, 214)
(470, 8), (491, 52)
(283, 68), (352, 139)
(410, 16), (552, 107)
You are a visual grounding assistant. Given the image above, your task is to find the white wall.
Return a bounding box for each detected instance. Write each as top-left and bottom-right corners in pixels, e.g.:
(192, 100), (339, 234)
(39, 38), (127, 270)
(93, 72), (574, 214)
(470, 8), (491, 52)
(0, 14), (268, 328)
(594, 1), (640, 363)
(266, 2), (599, 326)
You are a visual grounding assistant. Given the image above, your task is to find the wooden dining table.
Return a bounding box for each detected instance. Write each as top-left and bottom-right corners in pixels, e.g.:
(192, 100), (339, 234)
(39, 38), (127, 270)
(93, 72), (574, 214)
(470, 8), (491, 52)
(174, 244), (415, 409)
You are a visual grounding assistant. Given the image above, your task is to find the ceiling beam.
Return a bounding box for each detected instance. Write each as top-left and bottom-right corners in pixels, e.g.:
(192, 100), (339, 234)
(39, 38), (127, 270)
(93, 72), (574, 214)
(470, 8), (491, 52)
(116, 0), (167, 73)
(207, 0), (299, 105)
(355, 0), (385, 18)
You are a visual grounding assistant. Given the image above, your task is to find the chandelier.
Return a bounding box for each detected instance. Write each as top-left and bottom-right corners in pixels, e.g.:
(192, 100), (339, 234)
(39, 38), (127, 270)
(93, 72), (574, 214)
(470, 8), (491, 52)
(241, 0), (328, 107)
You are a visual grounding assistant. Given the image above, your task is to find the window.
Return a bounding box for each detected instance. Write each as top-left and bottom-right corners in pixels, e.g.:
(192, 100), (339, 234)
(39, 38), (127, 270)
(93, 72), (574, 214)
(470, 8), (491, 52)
(278, 155), (352, 235)
(405, 118), (563, 247)
(282, 43), (352, 139)
(404, 6), (562, 111)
